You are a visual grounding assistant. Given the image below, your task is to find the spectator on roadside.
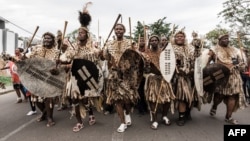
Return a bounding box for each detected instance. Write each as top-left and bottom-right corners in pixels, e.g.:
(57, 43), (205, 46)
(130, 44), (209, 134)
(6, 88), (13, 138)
(0, 54), (26, 103)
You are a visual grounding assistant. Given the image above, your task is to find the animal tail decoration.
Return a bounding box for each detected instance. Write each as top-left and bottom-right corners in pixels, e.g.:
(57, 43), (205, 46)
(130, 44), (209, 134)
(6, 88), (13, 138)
(78, 2), (92, 27)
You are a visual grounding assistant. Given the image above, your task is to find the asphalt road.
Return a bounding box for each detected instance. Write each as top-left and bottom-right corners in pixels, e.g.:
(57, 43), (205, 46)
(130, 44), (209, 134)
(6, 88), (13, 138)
(0, 91), (249, 141)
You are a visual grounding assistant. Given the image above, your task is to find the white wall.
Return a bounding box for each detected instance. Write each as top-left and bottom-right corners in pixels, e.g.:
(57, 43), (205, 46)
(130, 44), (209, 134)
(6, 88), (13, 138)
(5, 31), (16, 55)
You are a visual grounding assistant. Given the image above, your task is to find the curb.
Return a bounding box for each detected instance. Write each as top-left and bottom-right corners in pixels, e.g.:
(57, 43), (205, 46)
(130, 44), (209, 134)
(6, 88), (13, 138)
(0, 86), (14, 95)
(0, 90), (14, 95)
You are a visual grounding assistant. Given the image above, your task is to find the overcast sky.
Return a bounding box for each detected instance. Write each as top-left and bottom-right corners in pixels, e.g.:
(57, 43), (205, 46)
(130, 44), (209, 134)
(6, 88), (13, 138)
(0, 0), (228, 41)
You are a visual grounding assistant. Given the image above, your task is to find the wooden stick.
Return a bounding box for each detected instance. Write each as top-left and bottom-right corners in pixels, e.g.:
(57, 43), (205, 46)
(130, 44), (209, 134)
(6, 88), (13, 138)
(57, 21), (68, 55)
(57, 21), (68, 51)
(137, 34), (141, 50)
(23, 26), (39, 54)
(143, 23), (147, 49)
(103, 14), (122, 47)
(62, 21), (68, 43)
(56, 21), (68, 68)
(27, 26), (39, 48)
(153, 80), (164, 113)
(129, 17), (132, 46)
(67, 38), (75, 50)
(237, 32), (245, 63)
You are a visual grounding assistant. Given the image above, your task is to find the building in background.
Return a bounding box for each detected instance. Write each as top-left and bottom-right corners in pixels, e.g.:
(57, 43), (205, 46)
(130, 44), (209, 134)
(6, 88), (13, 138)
(0, 17), (19, 56)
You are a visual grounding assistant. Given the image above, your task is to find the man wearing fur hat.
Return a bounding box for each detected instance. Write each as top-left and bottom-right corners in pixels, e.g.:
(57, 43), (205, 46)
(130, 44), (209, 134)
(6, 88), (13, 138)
(206, 33), (248, 124)
(60, 2), (102, 132)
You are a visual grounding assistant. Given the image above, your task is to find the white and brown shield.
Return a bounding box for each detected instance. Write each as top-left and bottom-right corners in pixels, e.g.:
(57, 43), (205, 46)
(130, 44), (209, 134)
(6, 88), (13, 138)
(159, 43), (176, 83)
(16, 58), (66, 98)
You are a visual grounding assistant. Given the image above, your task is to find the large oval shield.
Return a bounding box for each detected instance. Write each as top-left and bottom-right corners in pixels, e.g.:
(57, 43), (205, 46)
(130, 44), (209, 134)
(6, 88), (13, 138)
(159, 44), (176, 82)
(118, 49), (144, 88)
(71, 59), (103, 97)
(203, 63), (230, 93)
(194, 56), (204, 96)
(16, 58), (66, 98)
(194, 48), (210, 96)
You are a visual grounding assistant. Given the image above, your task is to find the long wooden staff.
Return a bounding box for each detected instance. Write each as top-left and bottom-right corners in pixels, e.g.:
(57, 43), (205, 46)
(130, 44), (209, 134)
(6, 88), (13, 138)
(237, 32), (245, 63)
(58, 21), (68, 57)
(137, 34), (141, 50)
(129, 17), (132, 46)
(67, 38), (75, 50)
(170, 24), (179, 74)
(153, 80), (164, 113)
(27, 26), (39, 48)
(62, 21), (68, 42)
(56, 21), (68, 68)
(143, 23), (147, 49)
(23, 26), (39, 55)
(103, 14), (122, 47)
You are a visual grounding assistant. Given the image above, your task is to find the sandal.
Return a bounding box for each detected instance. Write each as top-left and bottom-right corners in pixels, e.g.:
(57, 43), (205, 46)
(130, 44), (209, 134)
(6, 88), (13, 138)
(46, 120), (55, 127)
(210, 108), (216, 116)
(37, 115), (46, 122)
(151, 122), (158, 130)
(117, 123), (127, 133)
(125, 114), (132, 126)
(163, 116), (171, 126)
(89, 115), (96, 125)
(73, 123), (84, 132)
(225, 117), (238, 125)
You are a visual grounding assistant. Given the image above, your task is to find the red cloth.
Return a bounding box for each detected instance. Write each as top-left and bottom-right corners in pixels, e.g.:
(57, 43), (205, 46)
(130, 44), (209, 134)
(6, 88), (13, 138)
(243, 66), (250, 77)
(7, 61), (21, 83)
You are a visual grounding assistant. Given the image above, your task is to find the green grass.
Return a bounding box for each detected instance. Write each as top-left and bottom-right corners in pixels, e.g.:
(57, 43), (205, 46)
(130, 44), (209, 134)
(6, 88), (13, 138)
(0, 76), (12, 86)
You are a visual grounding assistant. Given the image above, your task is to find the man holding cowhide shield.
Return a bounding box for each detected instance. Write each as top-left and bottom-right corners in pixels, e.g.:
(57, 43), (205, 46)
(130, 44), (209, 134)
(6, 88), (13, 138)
(20, 32), (62, 127)
(142, 35), (175, 130)
(60, 3), (103, 133)
(102, 23), (144, 133)
(204, 32), (248, 124)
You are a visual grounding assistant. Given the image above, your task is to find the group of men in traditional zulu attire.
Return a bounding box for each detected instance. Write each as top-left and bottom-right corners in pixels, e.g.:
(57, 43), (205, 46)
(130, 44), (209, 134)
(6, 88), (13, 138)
(1, 2), (248, 133)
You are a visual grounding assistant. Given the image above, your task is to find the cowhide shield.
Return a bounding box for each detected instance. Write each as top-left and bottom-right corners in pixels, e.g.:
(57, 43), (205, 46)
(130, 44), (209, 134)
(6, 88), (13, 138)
(194, 56), (203, 96)
(203, 63), (230, 93)
(159, 43), (176, 82)
(195, 48), (209, 96)
(71, 59), (103, 97)
(118, 49), (144, 88)
(16, 58), (66, 98)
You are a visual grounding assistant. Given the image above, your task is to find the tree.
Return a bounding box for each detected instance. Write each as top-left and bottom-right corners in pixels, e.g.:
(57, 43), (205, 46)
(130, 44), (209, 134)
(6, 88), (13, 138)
(218, 0), (250, 48)
(206, 26), (229, 46)
(133, 21), (147, 42)
(218, 0), (250, 34)
(133, 17), (172, 42)
(149, 17), (171, 38)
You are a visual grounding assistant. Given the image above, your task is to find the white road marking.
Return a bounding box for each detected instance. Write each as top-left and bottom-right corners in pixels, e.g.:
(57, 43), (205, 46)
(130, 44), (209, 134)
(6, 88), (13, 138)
(0, 118), (37, 141)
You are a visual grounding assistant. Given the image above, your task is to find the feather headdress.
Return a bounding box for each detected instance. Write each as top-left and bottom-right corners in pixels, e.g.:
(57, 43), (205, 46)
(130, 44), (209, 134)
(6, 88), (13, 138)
(78, 2), (92, 32)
